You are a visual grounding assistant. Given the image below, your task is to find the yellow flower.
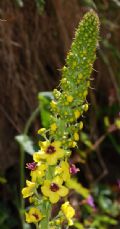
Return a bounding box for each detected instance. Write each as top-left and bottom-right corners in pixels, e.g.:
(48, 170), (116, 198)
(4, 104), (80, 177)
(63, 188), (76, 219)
(61, 201), (75, 226)
(69, 140), (77, 148)
(31, 162), (47, 183)
(83, 103), (89, 112)
(50, 123), (57, 132)
(50, 100), (57, 109)
(22, 180), (36, 198)
(67, 95), (73, 103)
(74, 110), (81, 119)
(41, 176), (69, 203)
(37, 128), (46, 135)
(34, 141), (66, 165)
(74, 132), (79, 141)
(83, 90), (88, 98)
(79, 121), (83, 130)
(25, 207), (43, 223)
(55, 160), (70, 181)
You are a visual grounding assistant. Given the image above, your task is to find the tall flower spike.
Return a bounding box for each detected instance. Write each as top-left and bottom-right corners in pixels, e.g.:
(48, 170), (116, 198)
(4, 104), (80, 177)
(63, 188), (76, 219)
(22, 10), (100, 229)
(50, 10), (99, 148)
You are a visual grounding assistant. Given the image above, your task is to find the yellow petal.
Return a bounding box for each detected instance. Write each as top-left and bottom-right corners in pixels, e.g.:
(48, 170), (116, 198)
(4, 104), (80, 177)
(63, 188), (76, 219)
(57, 149), (65, 158)
(58, 186), (69, 197)
(41, 180), (50, 196)
(26, 180), (35, 187)
(40, 140), (49, 150)
(22, 187), (33, 198)
(52, 141), (61, 148)
(49, 192), (59, 203)
(47, 155), (58, 165)
(53, 176), (63, 185)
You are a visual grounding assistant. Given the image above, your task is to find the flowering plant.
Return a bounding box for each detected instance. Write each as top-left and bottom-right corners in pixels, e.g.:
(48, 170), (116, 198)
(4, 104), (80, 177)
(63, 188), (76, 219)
(22, 10), (99, 229)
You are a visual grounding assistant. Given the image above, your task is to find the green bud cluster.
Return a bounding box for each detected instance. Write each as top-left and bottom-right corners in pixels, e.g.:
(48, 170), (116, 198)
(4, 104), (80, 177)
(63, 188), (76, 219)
(50, 10), (99, 148)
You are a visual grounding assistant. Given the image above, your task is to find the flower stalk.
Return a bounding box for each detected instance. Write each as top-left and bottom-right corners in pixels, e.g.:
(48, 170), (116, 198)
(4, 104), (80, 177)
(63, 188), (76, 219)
(21, 10), (99, 229)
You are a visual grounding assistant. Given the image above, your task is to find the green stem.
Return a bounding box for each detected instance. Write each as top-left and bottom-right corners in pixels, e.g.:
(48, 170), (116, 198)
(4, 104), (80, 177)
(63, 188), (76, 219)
(36, 223), (39, 229)
(19, 106), (40, 228)
(39, 202), (51, 229)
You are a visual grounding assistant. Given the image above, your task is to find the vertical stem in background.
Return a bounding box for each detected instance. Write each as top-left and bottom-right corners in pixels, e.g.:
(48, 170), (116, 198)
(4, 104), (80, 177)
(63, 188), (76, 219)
(20, 144), (25, 228)
(19, 106), (40, 228)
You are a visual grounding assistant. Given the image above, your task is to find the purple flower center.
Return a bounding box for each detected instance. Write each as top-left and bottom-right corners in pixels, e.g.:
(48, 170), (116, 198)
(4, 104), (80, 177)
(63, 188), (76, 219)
(46, 145), (56, 154)
(32, 213), (39, 220)
(50, 183), (59, 192)
(26, 162), (37, 171)
(69, 164), (79, 175)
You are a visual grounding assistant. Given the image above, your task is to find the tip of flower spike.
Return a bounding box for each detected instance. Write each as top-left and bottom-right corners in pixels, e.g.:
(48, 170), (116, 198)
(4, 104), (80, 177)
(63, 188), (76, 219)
(84, 9), (100, 27)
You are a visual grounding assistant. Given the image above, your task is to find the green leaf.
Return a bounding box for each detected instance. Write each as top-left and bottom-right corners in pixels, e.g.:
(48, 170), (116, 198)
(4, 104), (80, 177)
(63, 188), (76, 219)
(99, 195), (112, 213)
(66, 178), (89, 198)
(15, 134), (34, 155)
(74, 221), (84, 229)
(38, 92), (53, 128)
(80, 132), (93, 149)
(38, 92), (53, 100)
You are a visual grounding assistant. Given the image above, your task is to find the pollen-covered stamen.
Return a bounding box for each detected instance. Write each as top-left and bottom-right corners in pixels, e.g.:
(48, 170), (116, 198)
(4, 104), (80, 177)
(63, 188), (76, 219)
(69, 164), (80, 175)
(50, 183), (59, 192)
(26, 162), (37, 171)
(46, 145), (56, 154)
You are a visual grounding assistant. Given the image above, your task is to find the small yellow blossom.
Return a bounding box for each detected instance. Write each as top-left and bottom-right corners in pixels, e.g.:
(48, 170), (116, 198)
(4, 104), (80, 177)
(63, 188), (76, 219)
(79, 121), (83, 130)
(61, 201), (75, 225)
(25, 207), (43, 223)
(51, 100), (57, 109)
(69, 140), (77, 148)
(37, 128), (46, 135)
(31, 163), (47, 182)
(55, 160), (70, 181)
(69, 118), (74, 122)
(104, 116), (110, 127)
(56, 219), (61, 225)
(22, 180), (36, 198)
(50, 123), (57, 132)
(29, 196), (35, 203)
(34, 141), (66, 165)
(83, 103), (89, 112)
(74, 110), (81, 119)
(115, 118), (120, 129)
(67, 95), (73, 103)
(61, 77), (67, 85)
(74, 132), (79, 141)
(41, 176), (69, 203)
(83, 90), (88, 98)
(87, 81), (90, 87)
